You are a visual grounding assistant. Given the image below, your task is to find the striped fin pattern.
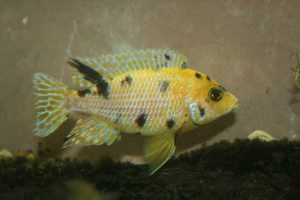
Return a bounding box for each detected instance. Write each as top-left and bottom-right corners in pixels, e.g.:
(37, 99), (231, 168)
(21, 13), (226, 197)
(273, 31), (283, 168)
(33, 73), (70, 137)
(71, 49), (188, 87)
(63, 117), (121, 147)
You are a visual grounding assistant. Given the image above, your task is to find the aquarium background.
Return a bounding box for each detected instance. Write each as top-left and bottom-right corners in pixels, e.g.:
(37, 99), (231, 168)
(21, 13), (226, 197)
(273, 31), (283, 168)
(0, 0), (299, 161)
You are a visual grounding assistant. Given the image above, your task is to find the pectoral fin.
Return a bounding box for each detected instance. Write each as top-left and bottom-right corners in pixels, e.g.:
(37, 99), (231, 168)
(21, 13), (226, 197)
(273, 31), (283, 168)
(63, 117), (121, 147)
(144, 133), (176, 175)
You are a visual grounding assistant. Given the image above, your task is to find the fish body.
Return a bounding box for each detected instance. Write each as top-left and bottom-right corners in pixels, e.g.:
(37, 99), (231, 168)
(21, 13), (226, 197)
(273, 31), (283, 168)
(71, 68), (189, 136)
(33, 49), (238, 174)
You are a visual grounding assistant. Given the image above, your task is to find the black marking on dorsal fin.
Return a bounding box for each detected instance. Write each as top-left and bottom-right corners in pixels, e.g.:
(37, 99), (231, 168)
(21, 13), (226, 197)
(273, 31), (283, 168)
(164, 53), (171, 60)
(68, 58), (110, 99)
(181, 62), (188, 69)
(68, 58), (102, 84)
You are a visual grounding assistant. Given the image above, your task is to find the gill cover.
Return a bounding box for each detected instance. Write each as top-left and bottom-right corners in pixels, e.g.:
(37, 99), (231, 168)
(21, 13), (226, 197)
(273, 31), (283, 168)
(189, 103), (205, 125)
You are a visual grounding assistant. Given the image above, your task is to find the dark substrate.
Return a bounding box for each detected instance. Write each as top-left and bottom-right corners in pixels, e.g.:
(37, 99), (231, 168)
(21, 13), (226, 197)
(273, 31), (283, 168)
(0, 139), (299, 200)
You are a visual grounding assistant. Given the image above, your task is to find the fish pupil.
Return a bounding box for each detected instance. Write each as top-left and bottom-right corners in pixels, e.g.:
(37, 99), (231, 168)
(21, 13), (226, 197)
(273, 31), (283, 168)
(209, 88), (223, 101)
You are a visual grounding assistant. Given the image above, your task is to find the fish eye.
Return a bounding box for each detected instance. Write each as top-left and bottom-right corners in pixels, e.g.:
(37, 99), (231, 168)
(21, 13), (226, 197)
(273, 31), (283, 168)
(209, 87), (223, 101)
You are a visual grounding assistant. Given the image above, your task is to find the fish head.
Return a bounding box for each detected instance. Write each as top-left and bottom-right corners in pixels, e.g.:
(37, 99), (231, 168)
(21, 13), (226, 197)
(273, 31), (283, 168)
(189, 72), (238, 125)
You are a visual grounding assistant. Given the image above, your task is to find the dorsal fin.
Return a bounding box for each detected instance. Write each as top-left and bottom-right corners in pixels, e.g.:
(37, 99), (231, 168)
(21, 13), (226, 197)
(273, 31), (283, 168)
(68, 58), (103, 84)
(68, 58), (110, 99)
(69, 49), (188, 87)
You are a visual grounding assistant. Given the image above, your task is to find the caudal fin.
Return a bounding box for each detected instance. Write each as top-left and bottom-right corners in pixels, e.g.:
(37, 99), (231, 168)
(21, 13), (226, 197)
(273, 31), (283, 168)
(33, 73), (71, 137)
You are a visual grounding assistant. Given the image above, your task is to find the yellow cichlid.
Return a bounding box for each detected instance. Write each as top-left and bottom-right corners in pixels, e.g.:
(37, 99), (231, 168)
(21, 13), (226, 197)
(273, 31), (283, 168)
(33, 49), (238, 174)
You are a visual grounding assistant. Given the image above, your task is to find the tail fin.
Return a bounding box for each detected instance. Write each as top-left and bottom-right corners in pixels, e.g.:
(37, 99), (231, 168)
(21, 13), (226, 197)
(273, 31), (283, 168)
(33, 73), (71, 137)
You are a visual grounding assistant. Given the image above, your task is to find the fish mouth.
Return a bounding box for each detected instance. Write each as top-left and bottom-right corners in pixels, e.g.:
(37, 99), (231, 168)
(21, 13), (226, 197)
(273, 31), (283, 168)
(231, 97), (238, 110)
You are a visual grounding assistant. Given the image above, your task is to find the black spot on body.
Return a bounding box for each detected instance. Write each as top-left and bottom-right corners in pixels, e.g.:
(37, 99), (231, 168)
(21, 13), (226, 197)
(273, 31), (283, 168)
(198, 106), (206, 117)
(159, 80), (170, 92)
(164, 54), (171, 60)
(182, 62), (188, 68)
(125, 75), (132, 85)
(77, 89), (91, 97)
(195, 73), (202, 79)
(166, 118), (175, 129)
(68, 58), (110, 100)
(135, 113), (147, 127)
(206, 76), (211, 81)
(121, 75), (132, 86)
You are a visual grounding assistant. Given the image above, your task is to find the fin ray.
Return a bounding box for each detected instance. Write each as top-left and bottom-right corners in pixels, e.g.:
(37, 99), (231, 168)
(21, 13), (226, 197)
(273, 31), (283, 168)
(70, 49), (188, 88)
(64, 117), (121, 147)
(144, 133), (176, 175)
(33, 73), (71, 137)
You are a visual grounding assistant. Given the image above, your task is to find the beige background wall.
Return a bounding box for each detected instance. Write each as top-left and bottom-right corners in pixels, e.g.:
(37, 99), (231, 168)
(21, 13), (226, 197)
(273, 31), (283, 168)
(0, 0), (299, 161)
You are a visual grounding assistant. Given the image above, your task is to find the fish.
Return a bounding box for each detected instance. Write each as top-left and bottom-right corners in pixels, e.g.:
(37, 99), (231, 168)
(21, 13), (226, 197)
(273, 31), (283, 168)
(33, 49), (238, 174)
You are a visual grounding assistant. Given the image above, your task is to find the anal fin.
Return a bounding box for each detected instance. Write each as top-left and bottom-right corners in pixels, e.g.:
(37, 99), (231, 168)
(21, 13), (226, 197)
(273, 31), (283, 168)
(144, 133), (176, 175)
(64, 117), (121, 147)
